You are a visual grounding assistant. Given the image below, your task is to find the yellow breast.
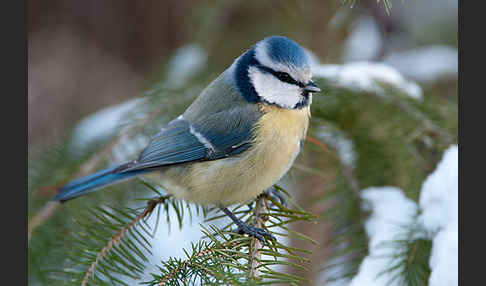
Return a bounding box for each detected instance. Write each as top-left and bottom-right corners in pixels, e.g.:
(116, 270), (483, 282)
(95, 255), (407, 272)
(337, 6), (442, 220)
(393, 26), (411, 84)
(149, 104), (310, 207)
(250, 104), (310, 185)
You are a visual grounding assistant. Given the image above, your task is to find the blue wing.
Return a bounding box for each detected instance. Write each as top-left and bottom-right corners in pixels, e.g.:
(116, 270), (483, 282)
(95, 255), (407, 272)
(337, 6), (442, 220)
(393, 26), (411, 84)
(120, 106), (261, 172)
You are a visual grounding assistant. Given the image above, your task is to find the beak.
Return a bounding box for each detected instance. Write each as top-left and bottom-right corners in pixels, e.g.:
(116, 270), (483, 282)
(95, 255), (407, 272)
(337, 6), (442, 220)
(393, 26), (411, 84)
(304, 81), (321, 93)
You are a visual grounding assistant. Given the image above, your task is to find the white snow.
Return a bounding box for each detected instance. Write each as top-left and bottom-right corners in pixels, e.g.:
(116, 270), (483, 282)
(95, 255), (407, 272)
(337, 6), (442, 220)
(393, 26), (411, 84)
(317, 125), (356, 168)
(144, 43), (207, 96)
(111, 134), (150, 162)
(348, 145), (458, 286)
(349, 187), (418, 286)
(382, 46), (458, 84)
(312, 62), (423, 100)
(164, 44), (208, 89)
(342, 16), (383, 63)
(303, 48), (321, 70)
(417, 145), (458, 286)
(69, 98), (147, 153)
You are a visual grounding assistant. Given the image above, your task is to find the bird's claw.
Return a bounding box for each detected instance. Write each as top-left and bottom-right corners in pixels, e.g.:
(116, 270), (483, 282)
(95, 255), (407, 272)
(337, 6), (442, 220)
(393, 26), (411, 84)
(234, 223), (276, 243)
(264, 188), (287, 207)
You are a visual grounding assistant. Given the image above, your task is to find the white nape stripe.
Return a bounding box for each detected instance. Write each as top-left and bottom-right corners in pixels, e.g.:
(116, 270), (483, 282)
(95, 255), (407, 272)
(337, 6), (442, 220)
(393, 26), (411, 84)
(189, 125), (216, 152)
(254, 41), (293, 76)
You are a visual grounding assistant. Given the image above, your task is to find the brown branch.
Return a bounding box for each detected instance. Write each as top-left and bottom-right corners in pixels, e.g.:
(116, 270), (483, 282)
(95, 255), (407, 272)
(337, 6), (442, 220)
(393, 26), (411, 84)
(28, 155), (115, 241)
(28, 201), (60, 241)
(407, 241), (418, 266)
(305, 135), (329, 151)
(247, 195), (268, 280)
(81, 196), (169, 286)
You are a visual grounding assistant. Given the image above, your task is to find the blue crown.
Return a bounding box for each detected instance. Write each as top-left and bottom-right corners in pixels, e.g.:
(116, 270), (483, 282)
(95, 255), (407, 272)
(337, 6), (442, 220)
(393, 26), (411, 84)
(264, 36), (309, 67)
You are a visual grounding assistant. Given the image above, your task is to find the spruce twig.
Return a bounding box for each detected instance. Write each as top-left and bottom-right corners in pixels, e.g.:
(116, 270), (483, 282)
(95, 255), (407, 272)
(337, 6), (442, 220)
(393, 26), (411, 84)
(28, 201), (60, 241)
(146, 187), (316, 285)
(247, 195), (267, 279)
(28, 131), (135, 241)
(81, 210), (147, 286)
(156, 241), (238, 286)
(78, 195), (170, 285)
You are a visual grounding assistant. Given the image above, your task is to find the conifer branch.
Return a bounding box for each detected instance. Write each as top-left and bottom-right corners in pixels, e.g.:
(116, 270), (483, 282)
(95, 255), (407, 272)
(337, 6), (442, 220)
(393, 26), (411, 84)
(81, 212), (145, 285)
(341, 0), (393, 14)
(154, 238), (242, 286)
(157, 244), (225, 286)
(305, 135), (328, 152)
(28, 135), (131, 241)
(146, 188), (316, 285)
(247, 195), (267, 279)
(29, 98), (158, 241)
(28, 201), (60, 241)
(80, 195), (171, 285)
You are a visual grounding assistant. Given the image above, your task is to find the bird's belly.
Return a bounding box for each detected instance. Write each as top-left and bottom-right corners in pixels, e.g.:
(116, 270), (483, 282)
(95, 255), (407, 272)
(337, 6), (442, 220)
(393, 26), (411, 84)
(144, 105), (310, 206)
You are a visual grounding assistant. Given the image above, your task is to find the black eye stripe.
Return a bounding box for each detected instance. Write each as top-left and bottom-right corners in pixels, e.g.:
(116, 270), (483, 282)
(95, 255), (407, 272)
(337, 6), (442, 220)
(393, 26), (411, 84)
(275, 72), (295, 84)
(255, 64), (305, 88)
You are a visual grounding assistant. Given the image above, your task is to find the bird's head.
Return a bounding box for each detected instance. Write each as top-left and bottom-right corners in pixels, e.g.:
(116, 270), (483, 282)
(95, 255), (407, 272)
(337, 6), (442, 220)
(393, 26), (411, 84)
(233, 36), (321, 109)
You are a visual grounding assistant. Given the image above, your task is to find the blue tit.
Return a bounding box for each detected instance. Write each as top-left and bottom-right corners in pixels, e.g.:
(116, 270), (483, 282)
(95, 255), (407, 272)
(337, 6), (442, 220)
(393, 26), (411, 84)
(54, 35), (322, 241)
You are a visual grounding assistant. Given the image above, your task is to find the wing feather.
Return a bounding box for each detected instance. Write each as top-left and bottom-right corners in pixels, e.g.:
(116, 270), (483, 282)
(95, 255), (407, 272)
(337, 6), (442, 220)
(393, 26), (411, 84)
(120, 105), (261, 172)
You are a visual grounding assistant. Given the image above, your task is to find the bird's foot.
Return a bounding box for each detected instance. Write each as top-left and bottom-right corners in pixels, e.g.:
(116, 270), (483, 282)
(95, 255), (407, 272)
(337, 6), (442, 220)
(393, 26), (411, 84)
(263, 187), (287, 207)
(235, 222), (276, 243)
(221, 207), (276, 243)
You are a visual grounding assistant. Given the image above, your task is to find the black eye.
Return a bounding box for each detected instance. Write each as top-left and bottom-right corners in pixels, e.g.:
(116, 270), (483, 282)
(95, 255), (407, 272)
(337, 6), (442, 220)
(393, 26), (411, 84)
(273, 71), (305, 87)
(275, 72), (293, 82)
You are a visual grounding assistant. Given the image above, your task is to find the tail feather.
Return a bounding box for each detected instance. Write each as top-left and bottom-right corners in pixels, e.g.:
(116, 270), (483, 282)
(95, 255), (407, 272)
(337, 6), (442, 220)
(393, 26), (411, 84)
(54, 164), (140, 202)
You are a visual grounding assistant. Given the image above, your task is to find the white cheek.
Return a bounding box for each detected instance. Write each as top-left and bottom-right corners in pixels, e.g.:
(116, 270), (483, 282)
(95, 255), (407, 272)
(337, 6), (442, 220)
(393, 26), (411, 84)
(248, 66), (302, 109)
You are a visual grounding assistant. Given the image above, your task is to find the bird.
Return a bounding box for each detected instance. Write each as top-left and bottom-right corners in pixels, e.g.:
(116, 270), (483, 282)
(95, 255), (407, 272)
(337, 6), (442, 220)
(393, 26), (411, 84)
(54, 35), (322, 242)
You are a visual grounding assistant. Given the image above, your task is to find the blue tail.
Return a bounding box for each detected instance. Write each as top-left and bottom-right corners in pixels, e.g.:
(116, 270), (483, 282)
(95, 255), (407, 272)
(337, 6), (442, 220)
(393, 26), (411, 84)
(54, 164), (141, 202)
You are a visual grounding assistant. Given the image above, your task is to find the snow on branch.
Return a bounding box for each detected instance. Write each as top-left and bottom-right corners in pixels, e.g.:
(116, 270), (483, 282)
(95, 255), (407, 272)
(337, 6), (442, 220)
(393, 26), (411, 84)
(350, 187), (418, 286)
(418, 145), (458, 286)
(350, 145), (458, 286)
(312, 62), (423, 100)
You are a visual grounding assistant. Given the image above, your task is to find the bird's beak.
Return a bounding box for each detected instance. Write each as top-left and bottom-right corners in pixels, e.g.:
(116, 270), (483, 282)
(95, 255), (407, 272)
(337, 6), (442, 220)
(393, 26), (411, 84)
(304, 81), (321, 93)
